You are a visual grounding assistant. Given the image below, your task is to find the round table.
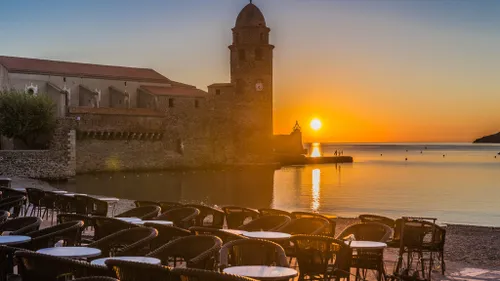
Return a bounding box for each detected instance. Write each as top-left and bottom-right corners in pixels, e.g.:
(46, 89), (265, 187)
(0, 235), (31, 245)
(11, 188), (26, 193)
(345, 241), (387, 249)
(63, 193), (88, 197)
(91, 256), (161, 266)
(224, 266), (298, 281)
(242, 231), (291, 240)
(116, 217), (142, 223)
(37, 247), (101, 258)
(222, 229), (247, 235)
(136, 220), (173, 226)
(99, 197), (119, 202)
(48, 190), (67, 194)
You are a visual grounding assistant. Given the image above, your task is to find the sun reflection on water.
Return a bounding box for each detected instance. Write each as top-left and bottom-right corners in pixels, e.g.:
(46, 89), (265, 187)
(311, 168), (321, 211)
(310, 142), (322, 158)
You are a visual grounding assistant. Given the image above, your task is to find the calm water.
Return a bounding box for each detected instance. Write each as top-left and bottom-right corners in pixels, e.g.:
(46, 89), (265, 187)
(56, 143), (500, 226)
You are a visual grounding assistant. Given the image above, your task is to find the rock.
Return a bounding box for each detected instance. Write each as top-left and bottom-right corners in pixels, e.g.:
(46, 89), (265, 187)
(473, 132), (500, 143)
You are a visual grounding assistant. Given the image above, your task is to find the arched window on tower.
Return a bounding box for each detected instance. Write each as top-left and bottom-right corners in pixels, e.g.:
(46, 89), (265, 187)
(255, 48), (263, 61)
(238, 49), (246, 61)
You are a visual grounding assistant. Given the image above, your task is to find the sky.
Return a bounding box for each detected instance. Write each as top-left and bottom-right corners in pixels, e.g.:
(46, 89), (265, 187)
(1, 0), (500, 143)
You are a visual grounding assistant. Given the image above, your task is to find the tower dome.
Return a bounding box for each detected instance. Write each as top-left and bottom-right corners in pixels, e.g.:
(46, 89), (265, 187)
(235, 3), (267, 27)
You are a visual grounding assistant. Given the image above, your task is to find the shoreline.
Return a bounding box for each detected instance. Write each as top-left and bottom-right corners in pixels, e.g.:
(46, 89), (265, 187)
(8, 176), (500, 273)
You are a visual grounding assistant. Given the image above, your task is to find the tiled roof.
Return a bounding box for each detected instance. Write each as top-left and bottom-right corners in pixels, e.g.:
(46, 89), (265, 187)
(0, 55), (171, 83)
(139, 85), (207, 98)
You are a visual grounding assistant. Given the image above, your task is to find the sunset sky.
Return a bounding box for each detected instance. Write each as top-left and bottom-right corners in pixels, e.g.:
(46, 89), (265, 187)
(1, 0), (500, 143)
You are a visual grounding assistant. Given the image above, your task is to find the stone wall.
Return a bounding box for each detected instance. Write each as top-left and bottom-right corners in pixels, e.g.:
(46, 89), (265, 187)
(0, 118), (76, 179)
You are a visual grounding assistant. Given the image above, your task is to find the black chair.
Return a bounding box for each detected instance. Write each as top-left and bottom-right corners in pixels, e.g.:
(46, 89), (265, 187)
(189, 226), (247, 244)
(25, 188), (45, 217)
(57, 214), (95, 244)
(0, 245), (24, 281)
(0, 211), (9, 224)
(116, 206), (161, 220)
(106, 259), (173, 281)
(220, 239), (289, 269)
(237, 215), (291, 231)
(0, 196), (26, 218)
(146, 235), (222, 270)
(291, 235), (352, 281)
(15, 250), (114, 281)
(291, 211), (336, 237)
(158, 201), (183, 212)
(359, 214), (395, 228)
(155, 207), (200, 229)
(259, 208), (291, 217)
(172, 267), (259, 281)
(134, 200), (160, 208)
(143, 223), (191, 250)
(74, 277), (120, 281)
(0, 217), (42, 235)
(185, 204), (225, 228)
(26, 220), (84, 250)
(337, 222), (393, 242)
(89, 227), (158, 258)
(75, 195), (108, 216)
(222, 206), (259, 229)
(278, 217), (330, 235)
(94, 216), (137, 241)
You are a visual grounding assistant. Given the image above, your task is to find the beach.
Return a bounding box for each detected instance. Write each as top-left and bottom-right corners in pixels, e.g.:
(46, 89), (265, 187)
(9, 176), (500, 280)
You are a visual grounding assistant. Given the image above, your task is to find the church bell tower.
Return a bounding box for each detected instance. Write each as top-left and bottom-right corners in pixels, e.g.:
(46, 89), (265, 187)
(229, 1), (274, 160)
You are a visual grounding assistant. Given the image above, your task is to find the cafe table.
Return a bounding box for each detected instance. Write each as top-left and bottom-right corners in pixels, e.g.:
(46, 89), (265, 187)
(116, 217), (142, 223)
(222, 229), (247, 235)
(37, 247), (101, 259)
(242, 231), (291, 241)
(224, 265), (298, 281)
(47, 190), (67, 194)
(136, 220), (174, 226)
(91, 256), (161, 266)
(345, 241), (387, 281)
(0, 235), (31, 246)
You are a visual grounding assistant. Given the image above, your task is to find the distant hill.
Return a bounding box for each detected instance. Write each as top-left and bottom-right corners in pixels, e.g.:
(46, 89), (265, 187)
(473, 132), (500, 143)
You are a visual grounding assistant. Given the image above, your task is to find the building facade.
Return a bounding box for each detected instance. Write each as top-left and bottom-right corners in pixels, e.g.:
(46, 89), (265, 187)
(0, 2), (281, 174)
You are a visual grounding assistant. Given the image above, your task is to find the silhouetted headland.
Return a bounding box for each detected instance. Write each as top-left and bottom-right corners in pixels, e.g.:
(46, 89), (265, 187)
(473, 132), (500, 144)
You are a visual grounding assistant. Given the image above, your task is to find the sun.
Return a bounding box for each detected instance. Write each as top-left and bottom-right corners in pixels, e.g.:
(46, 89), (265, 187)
(310, 118), (322, 131)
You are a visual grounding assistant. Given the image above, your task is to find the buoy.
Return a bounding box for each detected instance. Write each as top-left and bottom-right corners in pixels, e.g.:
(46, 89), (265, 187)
(443, 155), (445, 157)
(405, 158), (408, 161)
(380, 154), (383, 156)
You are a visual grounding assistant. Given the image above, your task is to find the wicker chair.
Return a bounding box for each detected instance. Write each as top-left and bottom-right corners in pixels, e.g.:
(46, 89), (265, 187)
(291, 235), (352, 281)
(278, 217), (330, 235)
(0, 196), (26, 218)
(75, 195), (108, 216)
(0, 217), (42, 235)
(158, 201), (183, 212)
(89, 227), (158, 258)
(222, 206), (260, 229)
(40, 192), (59, 223)
(105, 259), (173, 281)
(189, 226), (247, 244)
(94, 216), (137, 241)
(25, 188), (45, 217)
(55, 193), (77, 214)
(0, 245), (24, 281)
(73, 277), (119, 281)
(155, 207), (200, 229)
(259, 208), (291, 217)
(57, 214), (95, 244)
(146, 235), (222, 270)
(291, 211), (336, 237)
(219, 239), (289, 269)
(26, 220), (84, 250)
(0, 211), (9, 225)
(185, 204), (225, 228)
(172, 267), (258, 281)
(359, 214), (395, 228)
(337, 222), (393, 242)
(116, 206), (161, 220)
(134, 200), (160, 208)
(15, 250), (114, 281)
(237, 215), (291, 231)
(143, 223), (191, 250)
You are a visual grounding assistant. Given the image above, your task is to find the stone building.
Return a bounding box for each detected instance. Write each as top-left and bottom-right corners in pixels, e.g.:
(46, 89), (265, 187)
(0, 2), (286, 175)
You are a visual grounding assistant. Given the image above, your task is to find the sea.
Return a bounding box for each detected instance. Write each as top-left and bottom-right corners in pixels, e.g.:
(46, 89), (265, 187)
(56, 143), (500, 227)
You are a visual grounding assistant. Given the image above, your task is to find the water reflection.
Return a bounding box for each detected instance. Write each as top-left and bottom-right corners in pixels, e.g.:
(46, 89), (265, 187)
(310, 143), (322, 157)
(311, 168), (321, 211)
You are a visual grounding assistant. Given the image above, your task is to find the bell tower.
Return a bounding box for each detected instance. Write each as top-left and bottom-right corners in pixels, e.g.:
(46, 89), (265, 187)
(229, 1), (274, 160)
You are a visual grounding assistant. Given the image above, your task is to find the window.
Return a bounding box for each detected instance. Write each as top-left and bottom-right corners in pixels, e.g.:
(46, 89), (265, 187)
(255, 48), (263, 61)
(169, 98), (174, 108)
(63, 77), (66, 82)
(238, 49), (246, 61)
(215, 89), (221, 95)
(195, 100), (200, 108)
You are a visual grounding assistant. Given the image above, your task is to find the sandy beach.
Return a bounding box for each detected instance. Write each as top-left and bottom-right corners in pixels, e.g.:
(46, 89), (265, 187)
(8, 176), (500, 280)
